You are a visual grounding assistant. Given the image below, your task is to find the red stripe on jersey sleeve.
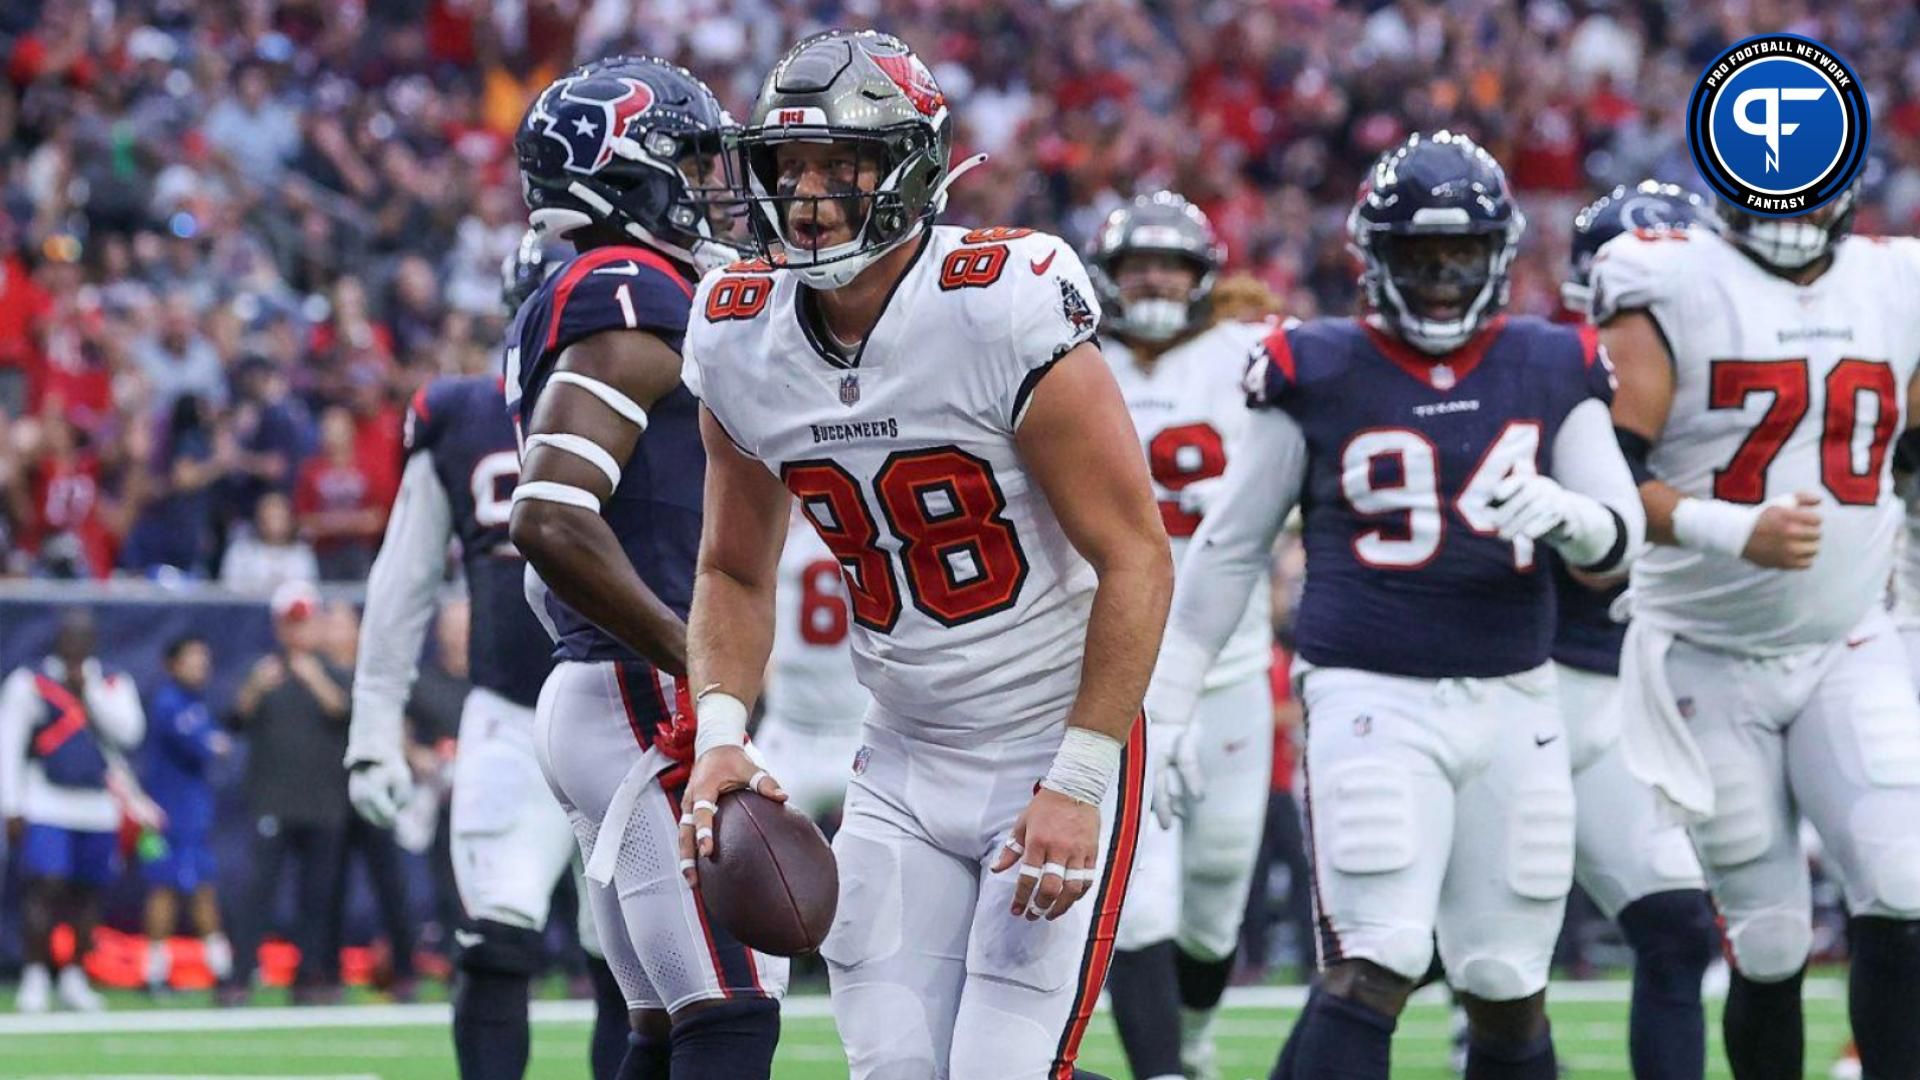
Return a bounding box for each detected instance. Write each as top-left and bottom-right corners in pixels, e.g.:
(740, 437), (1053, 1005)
(545, 246), (695, 353)
(1261, 324), (1297, 384)
(1577, 322), (1602, 368)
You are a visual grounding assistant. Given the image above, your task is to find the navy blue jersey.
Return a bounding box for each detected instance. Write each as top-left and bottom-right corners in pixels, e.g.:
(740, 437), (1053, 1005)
(405, 376), (554, 707)
(1550, 555), (1625, 675)
(1251, 316), (1614, 679)
(504, 244), (703, 664)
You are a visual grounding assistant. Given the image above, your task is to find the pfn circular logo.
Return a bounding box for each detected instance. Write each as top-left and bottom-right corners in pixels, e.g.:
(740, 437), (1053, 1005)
(1687, 34), (1868, 217)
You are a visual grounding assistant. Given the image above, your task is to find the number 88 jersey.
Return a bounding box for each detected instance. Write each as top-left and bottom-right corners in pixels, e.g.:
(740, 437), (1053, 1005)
(683, 225), (1105, 746)
(1106, 320), (1275, 690)
(1590, 227), (1920, 653)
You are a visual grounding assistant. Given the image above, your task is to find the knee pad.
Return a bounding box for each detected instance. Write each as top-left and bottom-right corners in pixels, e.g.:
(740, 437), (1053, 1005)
(1848, 795), (1920, 916)
(1320, 760), (1416, 876)
(456, 919), (546, 977)
(1451, 955), (1542, 1003)
(1725, 910), (1811, 982)
(1361, 926), (1436, 984)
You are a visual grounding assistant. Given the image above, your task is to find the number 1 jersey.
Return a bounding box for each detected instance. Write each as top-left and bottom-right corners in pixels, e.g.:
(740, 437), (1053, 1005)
(683, 226), (1105, 745)
(1590, 228), (1920, 653)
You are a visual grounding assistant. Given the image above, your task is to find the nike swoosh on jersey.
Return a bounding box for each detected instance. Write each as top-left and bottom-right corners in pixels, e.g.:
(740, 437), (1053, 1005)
(592, 262), (644, 276)
(1533, 733), (1559, 747)
(1030, 250), (1057, 275)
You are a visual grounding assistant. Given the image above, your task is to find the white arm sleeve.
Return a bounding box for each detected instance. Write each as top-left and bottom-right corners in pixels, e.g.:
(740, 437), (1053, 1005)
(1549, 397), (1646, 570)
(83, 664), (145, 749)
(0, 671), (32, 818)
(347, 452), (454, 765)
(1147, 408), (1307, 727)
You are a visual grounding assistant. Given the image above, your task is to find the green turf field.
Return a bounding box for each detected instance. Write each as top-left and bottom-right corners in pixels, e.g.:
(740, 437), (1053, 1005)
(0, 982), (1854, 1079)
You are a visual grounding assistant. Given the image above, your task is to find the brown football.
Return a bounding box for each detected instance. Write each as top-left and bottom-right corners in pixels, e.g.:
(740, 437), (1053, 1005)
(696, 789), (839, 956)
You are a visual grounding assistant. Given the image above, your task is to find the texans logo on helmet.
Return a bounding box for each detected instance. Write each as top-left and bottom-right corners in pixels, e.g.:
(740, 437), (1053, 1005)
(538, 76), (657, 175)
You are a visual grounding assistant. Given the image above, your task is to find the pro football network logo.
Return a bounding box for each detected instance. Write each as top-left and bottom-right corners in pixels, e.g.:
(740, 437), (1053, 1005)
(536, 76), (657, 175)
(1686, 33), (1868, 216)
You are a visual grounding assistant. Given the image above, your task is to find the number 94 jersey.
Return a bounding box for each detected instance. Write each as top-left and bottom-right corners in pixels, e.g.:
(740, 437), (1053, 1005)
(1590, 228), (1920, 653)
(1251, 316), (1614, 680)
(1106, 320), (1274, 690)
(684, 226), (1104, 746)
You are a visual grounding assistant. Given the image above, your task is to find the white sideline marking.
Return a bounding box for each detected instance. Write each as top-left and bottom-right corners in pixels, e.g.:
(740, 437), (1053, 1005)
(0, 977), (1848, 1037)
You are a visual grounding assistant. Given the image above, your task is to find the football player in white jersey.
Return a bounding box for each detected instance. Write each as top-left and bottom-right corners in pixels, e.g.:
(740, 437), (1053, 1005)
(756, 503), (869, 821)
(1550, 184), (1716, 1080)
(1597, 182), (1920, 1080)
(677, 30), (1170, 1080)
(1089, 192), (1274, 1080)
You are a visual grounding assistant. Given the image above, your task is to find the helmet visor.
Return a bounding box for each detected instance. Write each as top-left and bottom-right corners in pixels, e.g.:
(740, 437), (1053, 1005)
(1379, 233), (1498, 324)
(738, 126), (908, 266)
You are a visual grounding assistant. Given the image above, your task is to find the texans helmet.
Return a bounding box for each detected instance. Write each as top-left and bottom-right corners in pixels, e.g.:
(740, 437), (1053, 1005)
(737, 31), (973, 288)
(1562, 180), (1706, 313)
(499, 228), (565, 315)
(1716, 176), (1862, 272)
(515, 56), (742, 272)
(1349, 130), (1526, 354)
(1086, 191), (1226, 344)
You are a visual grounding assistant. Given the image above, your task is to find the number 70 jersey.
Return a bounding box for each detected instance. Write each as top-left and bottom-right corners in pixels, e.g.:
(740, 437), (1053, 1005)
(1590, 227), (1920, 653)
(683, 226), (1106, 745)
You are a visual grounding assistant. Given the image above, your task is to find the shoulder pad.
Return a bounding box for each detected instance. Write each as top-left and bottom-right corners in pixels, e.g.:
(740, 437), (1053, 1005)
(543, 247), (694, 354)
(1587, 229), (1693, 325)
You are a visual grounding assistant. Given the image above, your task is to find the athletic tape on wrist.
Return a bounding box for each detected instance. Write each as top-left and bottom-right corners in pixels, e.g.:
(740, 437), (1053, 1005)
(694, 692), (749, 759)
(1672, 496), (1765, 559)
(1039, 726), (1123, 806)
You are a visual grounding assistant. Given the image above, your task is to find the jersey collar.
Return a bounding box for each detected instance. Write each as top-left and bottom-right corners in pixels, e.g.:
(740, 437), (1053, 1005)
(1362, 315), (1508, 392)
(793, 230), (933, 372)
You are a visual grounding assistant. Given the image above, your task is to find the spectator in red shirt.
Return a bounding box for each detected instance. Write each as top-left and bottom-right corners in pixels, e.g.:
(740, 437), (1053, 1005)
(294, 406), (386, 581)
(0, 247), (51, 417)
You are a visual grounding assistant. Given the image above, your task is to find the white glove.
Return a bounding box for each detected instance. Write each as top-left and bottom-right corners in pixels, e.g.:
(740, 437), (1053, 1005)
(347, 755), (415, 829)
(1487, 472), (1576, 541)
(1151, 721), (1206, 830)
(1489, 472), (1621, 566)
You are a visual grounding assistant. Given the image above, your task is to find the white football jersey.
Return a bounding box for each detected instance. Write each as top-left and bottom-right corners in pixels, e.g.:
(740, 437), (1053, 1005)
(1106, 321), (1273, 689)
(684, 225), (1104, 746)
(767, 508), (869, 734)
(1591, 228), (1920, 653)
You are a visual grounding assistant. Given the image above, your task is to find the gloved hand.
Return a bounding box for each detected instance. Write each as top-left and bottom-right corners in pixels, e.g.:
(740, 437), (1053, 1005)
(1150, 721), (1206, 830)
(347, 755), (415, 829)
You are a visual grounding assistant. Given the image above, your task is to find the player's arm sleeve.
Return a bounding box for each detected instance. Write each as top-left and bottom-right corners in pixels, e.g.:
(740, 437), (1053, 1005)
(1549, 396), (1646, 573)
(347, 450), (453, 767)
(86, 666), (145, 750)
(1004, 236), (1103, 429)
(1149, 407), (1307, 726)
(0, 671), (32, 818)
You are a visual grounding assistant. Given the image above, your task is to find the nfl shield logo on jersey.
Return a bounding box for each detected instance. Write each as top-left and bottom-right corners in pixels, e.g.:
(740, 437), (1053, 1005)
(851, 745), (872, 776)
(839, 373), (861, 406)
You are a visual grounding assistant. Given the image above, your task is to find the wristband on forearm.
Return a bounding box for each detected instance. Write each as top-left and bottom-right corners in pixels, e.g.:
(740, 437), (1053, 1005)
(693, 691), (749, 758)
(1671, 496), (1763, 558)
(1040, 726), (1122, 806)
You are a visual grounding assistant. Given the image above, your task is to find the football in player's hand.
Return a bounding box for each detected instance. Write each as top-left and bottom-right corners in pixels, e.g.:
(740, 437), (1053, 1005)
(696, 789), (838, 956)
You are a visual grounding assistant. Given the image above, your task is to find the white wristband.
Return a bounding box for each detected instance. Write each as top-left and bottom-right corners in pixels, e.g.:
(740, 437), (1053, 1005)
(693, 692), (749, 759)
(1671, 497), (1764, 559)
(1040, 727), (1123, 806)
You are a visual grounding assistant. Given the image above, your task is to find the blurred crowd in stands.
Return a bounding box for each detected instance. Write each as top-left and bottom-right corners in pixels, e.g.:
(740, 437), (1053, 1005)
(5, 0), (1920, 582)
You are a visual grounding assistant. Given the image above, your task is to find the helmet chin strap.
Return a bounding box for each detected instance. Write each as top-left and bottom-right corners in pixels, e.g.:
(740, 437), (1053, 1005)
(931, 153), (989, 214)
